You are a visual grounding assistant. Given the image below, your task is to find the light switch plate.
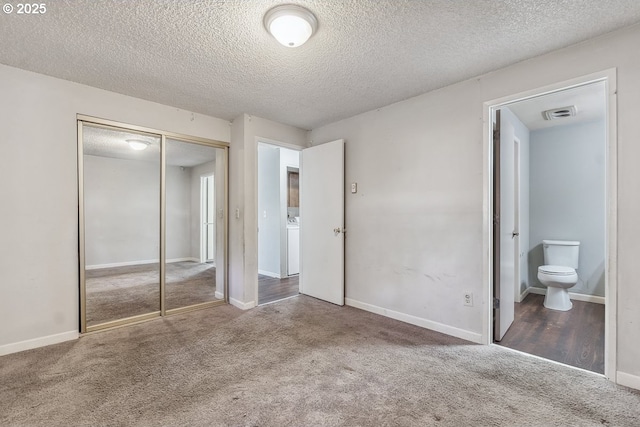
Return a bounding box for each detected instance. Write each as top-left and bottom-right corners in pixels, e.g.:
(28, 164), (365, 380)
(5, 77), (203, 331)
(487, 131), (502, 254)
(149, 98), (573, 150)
(351, 182), (357, 193)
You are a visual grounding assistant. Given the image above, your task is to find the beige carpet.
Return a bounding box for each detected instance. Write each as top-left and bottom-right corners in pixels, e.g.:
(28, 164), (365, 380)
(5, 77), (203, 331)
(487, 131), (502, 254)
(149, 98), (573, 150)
(1, 296), (639, 426)
(86, 261), (220, 326)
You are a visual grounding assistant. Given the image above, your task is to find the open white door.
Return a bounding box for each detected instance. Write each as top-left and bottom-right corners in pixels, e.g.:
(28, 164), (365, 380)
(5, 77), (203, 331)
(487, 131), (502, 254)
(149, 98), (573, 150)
(300, 139), (345, 306)
(496, 112), (516, 341)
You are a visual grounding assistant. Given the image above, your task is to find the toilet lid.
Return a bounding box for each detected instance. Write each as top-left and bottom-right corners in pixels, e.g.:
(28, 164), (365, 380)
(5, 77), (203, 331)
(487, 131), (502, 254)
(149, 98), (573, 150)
(538, 265), (575, 276)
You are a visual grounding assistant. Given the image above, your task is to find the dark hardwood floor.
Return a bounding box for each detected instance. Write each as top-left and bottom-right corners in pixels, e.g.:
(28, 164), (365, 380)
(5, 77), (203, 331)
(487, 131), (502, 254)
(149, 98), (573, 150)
(497, 293), (605, 374)
(258, 274), (300, 305)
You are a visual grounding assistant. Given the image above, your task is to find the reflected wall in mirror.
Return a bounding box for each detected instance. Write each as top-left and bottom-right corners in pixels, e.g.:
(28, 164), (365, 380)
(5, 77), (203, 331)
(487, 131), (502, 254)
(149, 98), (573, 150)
(165, 139), (226, 310)
(82, 124), (161, 327)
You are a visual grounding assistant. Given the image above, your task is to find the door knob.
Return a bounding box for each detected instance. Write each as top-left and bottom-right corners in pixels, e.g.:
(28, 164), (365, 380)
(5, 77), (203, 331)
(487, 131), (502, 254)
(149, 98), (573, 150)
(512, 231), (519, 238)
(334, 227), (346, 236)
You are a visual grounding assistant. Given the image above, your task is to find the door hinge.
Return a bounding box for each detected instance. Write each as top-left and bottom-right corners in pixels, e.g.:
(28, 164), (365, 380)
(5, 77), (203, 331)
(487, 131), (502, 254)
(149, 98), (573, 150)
(493, 297), (500, 309)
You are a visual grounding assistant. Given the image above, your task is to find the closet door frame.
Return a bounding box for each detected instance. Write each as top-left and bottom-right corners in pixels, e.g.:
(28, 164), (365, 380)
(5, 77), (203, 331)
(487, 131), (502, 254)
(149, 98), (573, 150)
(77, 114), (229, 334)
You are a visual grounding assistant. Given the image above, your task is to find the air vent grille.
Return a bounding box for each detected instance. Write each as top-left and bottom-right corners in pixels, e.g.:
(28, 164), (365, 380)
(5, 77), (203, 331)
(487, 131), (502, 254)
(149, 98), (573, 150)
(542, 105), (578, 120)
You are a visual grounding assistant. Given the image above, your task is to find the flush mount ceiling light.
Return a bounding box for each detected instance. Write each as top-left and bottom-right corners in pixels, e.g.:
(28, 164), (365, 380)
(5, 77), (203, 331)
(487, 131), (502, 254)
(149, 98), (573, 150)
(264, 4), (318, 47)
(126, 139), (150, 151)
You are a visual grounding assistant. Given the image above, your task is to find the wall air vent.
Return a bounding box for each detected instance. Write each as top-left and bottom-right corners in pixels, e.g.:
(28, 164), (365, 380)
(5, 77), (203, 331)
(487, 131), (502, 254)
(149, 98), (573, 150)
(542, 105), (578, 120)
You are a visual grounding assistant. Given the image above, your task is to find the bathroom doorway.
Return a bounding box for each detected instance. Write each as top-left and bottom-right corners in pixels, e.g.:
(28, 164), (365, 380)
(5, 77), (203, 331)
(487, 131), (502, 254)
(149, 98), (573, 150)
(256, 141), (301, 305)
(486, 73), (616, 376)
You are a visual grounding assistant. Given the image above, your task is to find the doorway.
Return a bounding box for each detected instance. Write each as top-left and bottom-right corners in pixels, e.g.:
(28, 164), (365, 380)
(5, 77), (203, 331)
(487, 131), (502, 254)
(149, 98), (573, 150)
(256, 141), (301, 305)
(486, 73), (616, 377)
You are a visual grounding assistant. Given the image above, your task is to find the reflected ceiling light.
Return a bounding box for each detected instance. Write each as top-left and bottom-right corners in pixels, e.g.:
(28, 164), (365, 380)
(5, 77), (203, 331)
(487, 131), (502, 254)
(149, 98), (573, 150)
(126, 139), (150, 151)
(264, 4), (318, 48)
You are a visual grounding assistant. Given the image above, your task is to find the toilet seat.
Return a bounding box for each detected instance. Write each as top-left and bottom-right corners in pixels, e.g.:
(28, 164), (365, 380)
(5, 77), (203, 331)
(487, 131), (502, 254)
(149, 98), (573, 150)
(537, 265), (578, 311)
(538, 265), (575, 276)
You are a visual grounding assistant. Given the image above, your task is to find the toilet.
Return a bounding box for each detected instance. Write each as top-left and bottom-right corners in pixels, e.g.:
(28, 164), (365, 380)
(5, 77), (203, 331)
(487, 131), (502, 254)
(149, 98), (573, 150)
(537, 240), (580, 311)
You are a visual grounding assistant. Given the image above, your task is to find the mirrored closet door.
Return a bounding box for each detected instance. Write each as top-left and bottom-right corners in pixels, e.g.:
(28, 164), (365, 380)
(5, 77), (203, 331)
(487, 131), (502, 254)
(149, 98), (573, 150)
(165, 138), (226, 311)
(78, 117), (228, 333)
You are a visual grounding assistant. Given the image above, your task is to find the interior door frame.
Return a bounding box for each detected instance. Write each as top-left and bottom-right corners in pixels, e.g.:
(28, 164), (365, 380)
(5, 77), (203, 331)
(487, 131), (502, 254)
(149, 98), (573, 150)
(481, 69), (618, 380)
(77, 114), (230, 333)
(254, 137), (303, 305)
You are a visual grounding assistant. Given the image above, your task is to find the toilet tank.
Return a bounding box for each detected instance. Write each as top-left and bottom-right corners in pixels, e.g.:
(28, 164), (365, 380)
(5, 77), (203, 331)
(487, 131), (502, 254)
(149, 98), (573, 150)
(542, 240), (580, 269)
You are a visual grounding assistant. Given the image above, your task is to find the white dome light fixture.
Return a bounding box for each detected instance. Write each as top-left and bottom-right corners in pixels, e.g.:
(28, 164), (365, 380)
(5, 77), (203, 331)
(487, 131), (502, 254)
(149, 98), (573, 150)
(126, 139), (150, 151)
(264, 4), (318, 48)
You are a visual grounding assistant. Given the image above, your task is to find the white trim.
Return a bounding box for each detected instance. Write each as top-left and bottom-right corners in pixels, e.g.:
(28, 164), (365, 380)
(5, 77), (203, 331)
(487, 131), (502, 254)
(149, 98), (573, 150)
(526, 286), (605, 304)
(0, 331), (78, 356)
(230, 297), (256, 310)
(616, 371), (640, 391)
(346, 298), (483, 344)
(85, 257), (200, 270)
(258, 269), (281, 279)
(482, 69), (617, 381)
(518, 287), (530, 302)
(215, 291), (224, 300)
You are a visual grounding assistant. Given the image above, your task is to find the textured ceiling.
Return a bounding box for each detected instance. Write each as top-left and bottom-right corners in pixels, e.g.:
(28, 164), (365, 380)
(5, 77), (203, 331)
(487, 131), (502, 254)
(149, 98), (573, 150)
(1, 1), (640, 130)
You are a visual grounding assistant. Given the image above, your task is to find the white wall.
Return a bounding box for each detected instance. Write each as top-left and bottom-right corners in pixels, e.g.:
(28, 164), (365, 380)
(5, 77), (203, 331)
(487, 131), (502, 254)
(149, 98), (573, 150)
(166, 165), (193, 261)
(85, 155), (203, 267)
(0, 63), (230, 354)
(310, 24), (640, 385)
(500, 107), (531, 297)
(257, 145), (282, 277)
(529, 120), (606, 297)
(84, 155), (161, 267)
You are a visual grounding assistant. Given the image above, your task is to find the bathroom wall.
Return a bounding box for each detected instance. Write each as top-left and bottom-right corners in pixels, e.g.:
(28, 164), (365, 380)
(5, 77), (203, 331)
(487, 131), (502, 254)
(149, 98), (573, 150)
(257, 144), (282, 277)
(529, 119), (606, 297)
(500, 107), (531, 299)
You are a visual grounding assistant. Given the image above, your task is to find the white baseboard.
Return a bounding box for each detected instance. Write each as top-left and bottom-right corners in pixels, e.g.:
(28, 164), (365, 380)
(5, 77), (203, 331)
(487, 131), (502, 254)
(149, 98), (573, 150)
(0, 330), (78, 357)
(230, 297), (256, 310)
(86, 257), (201, 270)
(345, 298), (483, 344)
(616, 371), (640, 391)
(525, 286), (605, 304)
(258, 269), (281, 279)
(215, 291), (224, 300)
(518, 287), (530, 302)
(527, 287), (546, 296)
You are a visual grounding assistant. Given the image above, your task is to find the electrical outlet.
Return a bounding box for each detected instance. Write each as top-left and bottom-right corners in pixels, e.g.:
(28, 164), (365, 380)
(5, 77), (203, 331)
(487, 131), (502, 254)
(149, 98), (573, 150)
(464, 292), (473, 307)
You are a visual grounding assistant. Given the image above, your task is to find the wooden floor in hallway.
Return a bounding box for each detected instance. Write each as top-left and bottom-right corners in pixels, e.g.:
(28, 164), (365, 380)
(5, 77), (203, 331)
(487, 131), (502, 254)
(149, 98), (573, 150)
(258, 274), (300, 305)
(496, 293), (605, 374)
